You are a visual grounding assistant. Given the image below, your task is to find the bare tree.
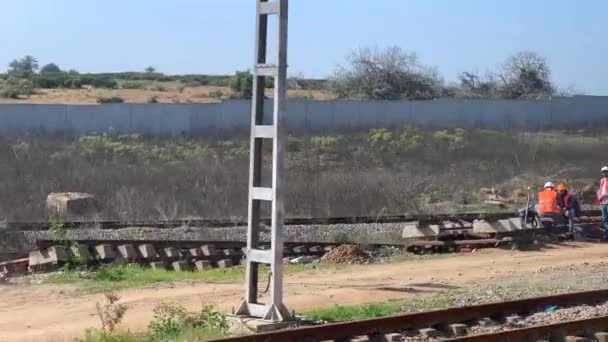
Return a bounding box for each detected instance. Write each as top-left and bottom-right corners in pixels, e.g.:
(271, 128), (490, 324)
(456, 69), (501, 99)
(499, 51), (554, 99)
(332, 46), (443, 100)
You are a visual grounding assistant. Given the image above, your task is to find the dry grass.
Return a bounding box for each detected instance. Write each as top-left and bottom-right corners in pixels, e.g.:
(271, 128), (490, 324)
(0, 129), (603, 222)
(0, 84), (336, 104)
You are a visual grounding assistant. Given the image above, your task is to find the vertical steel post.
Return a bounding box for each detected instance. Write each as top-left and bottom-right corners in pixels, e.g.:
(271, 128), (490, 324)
(236, 0), (290, 322)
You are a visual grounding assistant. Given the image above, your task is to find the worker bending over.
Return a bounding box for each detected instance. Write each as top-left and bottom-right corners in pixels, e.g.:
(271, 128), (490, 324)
(538, 182), (561, 224)
(556, 183), (580, 231)
(597, 166), (608, 240)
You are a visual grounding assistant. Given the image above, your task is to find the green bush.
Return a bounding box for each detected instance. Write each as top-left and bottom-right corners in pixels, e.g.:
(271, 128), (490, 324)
(64, 77), (83, 89)
(78, 302), (228, 342)
(311, 135), (343, 149)
(148, 303), (229, 340)
(86, 77), (118, 89)
(76, 134), (217, 164)
(121, 81), (146, 90)
(35, 73), (67, 88)
(150, 84), (167, 92)
(209, 89), (224, 99)
(0, 77), (34, 98)
(396, 125), (423, 152)
(229, 70), (253, 99)
(95, 266), (128, 282)
(368, 128), (393, 147)
(97, 96), (125, 104)
(432, 128), (467, 151)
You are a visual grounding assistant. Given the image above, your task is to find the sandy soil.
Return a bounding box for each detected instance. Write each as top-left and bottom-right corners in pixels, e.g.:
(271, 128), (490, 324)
(2, 242), (608, 341)
(0, 86), (335, 105)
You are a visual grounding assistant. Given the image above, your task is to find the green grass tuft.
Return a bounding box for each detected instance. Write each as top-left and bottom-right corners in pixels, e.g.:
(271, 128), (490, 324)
(306, 302), (404, 322)
(48, 265), (244, 292)
(47, 262), (341, 292)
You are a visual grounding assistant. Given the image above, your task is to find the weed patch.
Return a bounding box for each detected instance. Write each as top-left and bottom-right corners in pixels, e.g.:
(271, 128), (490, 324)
(48, 265), (244, 291)
(47, 263), (337, 291)
(78, 299), (228, 342)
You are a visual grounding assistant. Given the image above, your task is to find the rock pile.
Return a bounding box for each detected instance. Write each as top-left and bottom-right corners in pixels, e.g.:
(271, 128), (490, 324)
(320, 244), (369, 264)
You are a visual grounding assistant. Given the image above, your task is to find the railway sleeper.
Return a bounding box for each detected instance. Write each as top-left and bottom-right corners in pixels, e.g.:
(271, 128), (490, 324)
(11, 241), (343, 275)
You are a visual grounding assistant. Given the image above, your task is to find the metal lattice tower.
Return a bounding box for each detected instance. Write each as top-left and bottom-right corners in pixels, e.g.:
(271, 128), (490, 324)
(236, 0), (290, 322)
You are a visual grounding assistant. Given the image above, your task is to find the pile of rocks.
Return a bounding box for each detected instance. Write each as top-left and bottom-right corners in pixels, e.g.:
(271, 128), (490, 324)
(320, 244), (370, 264)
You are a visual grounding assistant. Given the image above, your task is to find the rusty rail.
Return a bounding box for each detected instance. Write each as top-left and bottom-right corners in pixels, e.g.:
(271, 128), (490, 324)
(208, 289), (608, 342)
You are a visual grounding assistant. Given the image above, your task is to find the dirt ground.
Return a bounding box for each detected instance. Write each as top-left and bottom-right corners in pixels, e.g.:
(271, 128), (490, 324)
(3, 242), (608, 342)
(0, 86), (335, 104)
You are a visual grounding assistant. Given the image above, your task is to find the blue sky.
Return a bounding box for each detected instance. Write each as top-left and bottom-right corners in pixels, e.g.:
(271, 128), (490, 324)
(1, 0), (606, 94)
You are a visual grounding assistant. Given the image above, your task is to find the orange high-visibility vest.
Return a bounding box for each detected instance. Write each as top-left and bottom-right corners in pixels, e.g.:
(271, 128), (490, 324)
(538, 189), (560, 214)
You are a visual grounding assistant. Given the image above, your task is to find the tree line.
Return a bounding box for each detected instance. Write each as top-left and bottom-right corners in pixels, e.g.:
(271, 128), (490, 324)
(332, 47), (573, 100)
(0, 47), (575, 100)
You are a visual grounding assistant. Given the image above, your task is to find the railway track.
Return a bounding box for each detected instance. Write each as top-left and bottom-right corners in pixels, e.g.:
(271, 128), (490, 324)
(2, 209), (603, 275)
(208, 289), (608, 342)
(12, 210), (602, 231)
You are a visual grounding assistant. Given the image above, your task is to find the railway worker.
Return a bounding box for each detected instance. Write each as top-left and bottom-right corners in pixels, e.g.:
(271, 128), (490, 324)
(597, 166), (608, 239)
(556, 183), (581, 231)
(537, 182), (561, 221)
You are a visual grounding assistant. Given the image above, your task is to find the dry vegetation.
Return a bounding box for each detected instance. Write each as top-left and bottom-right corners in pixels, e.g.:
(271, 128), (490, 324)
(0, 83), (335, 105)
(0, 128), (604, 222)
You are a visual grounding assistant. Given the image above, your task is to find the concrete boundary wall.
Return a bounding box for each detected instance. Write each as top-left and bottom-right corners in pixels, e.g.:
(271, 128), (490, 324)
(0, 96), (607, 135)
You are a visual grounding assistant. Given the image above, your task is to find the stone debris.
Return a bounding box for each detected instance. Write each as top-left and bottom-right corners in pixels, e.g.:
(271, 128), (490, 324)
(320, 244), (370, 264)
(289, 256), (319, 264)
(46, 192), (97, 219)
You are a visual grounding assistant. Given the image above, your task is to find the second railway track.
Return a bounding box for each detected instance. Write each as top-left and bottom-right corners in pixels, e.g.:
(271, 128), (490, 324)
(11, 210), (602, 231)
(208, 289), (608, 342)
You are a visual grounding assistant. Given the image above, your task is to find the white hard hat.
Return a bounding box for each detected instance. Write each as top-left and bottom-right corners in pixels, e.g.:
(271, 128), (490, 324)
(602, 166), (608, 172)
(544, 182), (555, 189)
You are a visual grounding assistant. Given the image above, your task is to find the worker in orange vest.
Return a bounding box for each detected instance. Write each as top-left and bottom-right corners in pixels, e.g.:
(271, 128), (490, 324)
(538, 182), (561, 221)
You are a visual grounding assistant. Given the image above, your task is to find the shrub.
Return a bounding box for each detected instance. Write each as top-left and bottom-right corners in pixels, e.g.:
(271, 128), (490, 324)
(209, 89), (224, 99)
(50, 222), (67, 242)
(35, 74), (67, 88)
(87, 78), (118, 89)
(229, 70), (253, 99)
(264, 78), (274, 89)
(95, 266), (128, 282)
(0, 77), (34, 98)
(311, 135), (343, 149)
(432, 128), (467, 151)
(63, 77), (83, 89)
(148, 303), (229, 340)
(185, 80), (202, 88)
(147, 95), (159, 103)
(396, 125), (423, 152)
(150, 84), (167, 92)
(96, 293), (127, 334)
(97, 96), (125, 104)
(368, 128), (393, 147)
(121, 81), (145, 90)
